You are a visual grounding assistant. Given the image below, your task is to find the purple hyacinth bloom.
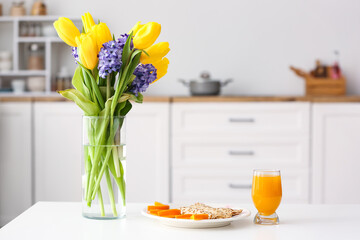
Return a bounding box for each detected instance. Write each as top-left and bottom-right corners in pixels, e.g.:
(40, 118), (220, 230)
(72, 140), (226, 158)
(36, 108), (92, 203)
(117, 33), (133, 49)
(130, 64), (157, 96)
(98, 40), (123, 78)
(71, 47), (79, 63)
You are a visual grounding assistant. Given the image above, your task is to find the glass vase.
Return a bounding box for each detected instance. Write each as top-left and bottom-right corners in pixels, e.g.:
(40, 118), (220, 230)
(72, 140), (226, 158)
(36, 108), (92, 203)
(82, 116), (126, 219)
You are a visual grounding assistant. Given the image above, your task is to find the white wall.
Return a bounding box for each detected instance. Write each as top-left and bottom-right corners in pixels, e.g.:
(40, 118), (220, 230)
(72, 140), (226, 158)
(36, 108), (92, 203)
(2, 0), (360, 96)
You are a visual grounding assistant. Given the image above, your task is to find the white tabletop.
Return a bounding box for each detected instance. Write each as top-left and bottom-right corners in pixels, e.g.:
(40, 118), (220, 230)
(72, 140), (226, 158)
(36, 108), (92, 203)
(0, 202), (359, 240)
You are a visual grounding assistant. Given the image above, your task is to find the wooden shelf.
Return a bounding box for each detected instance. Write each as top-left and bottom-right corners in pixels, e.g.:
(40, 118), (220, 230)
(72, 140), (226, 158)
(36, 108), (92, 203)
(0, 16), (79, 22)
(0, 70), (46, 77)
(0, 16), (15, 22)
(17, 37), (63, 43)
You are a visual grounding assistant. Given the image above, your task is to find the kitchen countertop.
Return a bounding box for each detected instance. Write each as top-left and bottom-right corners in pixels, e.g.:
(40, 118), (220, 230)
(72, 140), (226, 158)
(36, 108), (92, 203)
(1, 94), (360, 102)
(172, 95), (360, 102)
(0, 202), (359, 240)
(0, 94), (171, 102)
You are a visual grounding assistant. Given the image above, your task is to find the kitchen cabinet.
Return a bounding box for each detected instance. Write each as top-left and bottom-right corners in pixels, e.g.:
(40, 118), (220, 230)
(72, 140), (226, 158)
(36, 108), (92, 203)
(312, 103), (360, 204)
(126, 103), (170, 203)
(33, 101), (170, 203)
(172, 102), (311, 204)
(34, 102), (83, 202)
(0, 102), (32, 226)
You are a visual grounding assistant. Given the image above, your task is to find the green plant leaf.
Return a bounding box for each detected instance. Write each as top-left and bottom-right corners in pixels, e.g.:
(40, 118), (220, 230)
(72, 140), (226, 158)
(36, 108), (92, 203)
(118, 93), (143, 103)
(59, 89), (101, 116)
(125, 51), (141, 81)
(72, 66), (91, 100)
(133, 93), (143, 103)
(142, 49), (149, 57)
(121, 31), (133, 65)
(99, 86), (114, 101)
(120, 100), (132, 117)
(77, 63), (105, 109)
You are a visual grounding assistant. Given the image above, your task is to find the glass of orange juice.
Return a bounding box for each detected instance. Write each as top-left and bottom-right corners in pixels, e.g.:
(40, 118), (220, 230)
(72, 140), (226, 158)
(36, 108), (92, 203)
(252, 169), (282, 225)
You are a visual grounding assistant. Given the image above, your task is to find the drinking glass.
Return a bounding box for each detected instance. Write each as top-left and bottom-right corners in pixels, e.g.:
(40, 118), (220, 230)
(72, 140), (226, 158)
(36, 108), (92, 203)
(251, 169), (282, 225)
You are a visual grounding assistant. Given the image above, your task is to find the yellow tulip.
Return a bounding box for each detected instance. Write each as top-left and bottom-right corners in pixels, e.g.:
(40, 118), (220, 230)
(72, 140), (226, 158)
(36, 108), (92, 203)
(140, 42), (170, 64)
(81, 12), (95, 33)
(152, 57), (169, 83)
(53, 17), (80, 47)
(91, 22), (112, 51)
(76, 32), (98, 69)
(129, 21), (144, 35)
(133, 22), (161, 49)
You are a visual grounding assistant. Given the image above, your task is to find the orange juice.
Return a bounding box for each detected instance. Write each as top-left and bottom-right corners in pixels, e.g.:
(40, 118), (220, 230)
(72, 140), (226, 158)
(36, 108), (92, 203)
(252, 174), (282, 216)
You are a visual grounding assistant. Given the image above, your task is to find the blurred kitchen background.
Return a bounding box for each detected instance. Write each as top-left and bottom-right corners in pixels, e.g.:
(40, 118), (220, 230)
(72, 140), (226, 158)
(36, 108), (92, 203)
(1, 0), (360, 227)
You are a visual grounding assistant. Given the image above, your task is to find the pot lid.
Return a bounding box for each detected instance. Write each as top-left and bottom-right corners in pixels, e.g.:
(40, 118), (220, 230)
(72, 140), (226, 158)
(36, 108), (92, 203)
(191, 71), (220, 82)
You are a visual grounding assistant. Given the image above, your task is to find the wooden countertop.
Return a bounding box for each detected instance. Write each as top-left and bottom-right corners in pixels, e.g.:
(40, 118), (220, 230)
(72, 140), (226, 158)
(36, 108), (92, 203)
(172, 96), (310, 102)
(0, 95), (171, 102)
(1, 95), (360, 103)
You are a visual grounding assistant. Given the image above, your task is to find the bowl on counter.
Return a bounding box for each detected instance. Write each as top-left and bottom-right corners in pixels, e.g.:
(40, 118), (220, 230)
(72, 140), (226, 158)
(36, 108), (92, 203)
(27, 76), (45, 92)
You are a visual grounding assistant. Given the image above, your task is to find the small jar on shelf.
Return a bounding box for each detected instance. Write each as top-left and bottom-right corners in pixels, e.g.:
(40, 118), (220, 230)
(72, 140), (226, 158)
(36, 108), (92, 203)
(28, 43), (44, 70)
(0, 51), (12, 72)
(53, 67), (72, 91)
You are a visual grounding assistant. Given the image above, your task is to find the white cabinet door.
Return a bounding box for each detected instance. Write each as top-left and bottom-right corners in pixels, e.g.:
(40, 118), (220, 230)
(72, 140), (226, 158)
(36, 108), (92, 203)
(126, 102), (170, 203)
(172, 102), (310, 136)
(34, 102), (82, 202)
(0, 102), (32, 226)
(312, 103), (360, 204)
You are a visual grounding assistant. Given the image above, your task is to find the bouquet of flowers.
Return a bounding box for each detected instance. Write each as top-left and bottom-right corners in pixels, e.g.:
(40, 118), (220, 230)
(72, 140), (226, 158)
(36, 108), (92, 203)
(53, 13), (170, 218)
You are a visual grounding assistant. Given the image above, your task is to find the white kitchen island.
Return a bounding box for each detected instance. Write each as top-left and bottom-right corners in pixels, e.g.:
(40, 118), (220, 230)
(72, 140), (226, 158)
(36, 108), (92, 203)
(0, 202), (359, 240)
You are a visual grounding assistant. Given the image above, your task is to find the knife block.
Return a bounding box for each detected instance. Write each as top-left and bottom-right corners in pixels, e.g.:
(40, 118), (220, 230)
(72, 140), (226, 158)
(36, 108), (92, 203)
(290, 66), (346, 96)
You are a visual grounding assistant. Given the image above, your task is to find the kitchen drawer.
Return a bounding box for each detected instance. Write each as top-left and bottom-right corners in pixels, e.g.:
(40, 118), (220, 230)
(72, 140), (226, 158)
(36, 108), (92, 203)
(172, 168), (309, 204)
(172, 136), (309, 168)
(172, 102), (310, 135)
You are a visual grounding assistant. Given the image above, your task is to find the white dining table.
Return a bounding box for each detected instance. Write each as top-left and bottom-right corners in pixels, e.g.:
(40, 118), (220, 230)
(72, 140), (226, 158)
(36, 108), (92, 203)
(0, 202), (359, 240)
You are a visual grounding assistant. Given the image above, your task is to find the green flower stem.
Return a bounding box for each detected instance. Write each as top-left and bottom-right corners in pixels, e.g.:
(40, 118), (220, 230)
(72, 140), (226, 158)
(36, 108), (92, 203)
(90, 147), (112, 200)
(85, 143), (95, 203)
(84, 147), (92, 201)
(86, 118), (110, 201)
(105, 167), (118, 217)
(89, 118), (120, 199)
(106, 75), (111, 100)
(111, 65), (129, 115)
(108, 155), (126, 206)
(112, 146), (121, 177)
(97, 186), (105, 217)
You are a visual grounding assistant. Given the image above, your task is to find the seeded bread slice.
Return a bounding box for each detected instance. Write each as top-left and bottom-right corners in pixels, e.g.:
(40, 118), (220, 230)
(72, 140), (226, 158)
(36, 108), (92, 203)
(180, 203), (243, 219)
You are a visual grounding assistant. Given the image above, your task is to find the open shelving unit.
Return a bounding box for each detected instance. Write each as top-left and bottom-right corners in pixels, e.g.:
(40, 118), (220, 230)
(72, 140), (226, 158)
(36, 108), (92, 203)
(0, 16), (81, 95)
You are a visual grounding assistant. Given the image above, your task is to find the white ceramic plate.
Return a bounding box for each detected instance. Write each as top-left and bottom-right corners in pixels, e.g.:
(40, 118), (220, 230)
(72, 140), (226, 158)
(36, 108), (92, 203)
(141, 204), (251, 229)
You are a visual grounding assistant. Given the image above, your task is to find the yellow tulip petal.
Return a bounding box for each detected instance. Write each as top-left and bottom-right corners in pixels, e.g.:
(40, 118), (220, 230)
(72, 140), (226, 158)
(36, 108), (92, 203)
(129, 21), (144, 35)
(82, 12), (95, 33)
(133, 22), (161, 50)
(92, 22), (112, 51)
(53, 17), (80, 47)
(77, 32), (98, 69)
(140, 42), (170, 64)
(152, 57), (169, 83)
(54, 21), (74, 46)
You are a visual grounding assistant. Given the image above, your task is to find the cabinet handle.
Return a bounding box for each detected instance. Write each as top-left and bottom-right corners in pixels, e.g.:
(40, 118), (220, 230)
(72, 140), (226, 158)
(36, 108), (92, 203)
(229, 118), (255, 123)
(229, 150), (254, 156)
(228, 183), (252, 189)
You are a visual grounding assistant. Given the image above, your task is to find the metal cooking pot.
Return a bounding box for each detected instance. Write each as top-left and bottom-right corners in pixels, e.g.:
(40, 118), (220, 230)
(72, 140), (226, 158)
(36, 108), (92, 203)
(179, 72), (232, 96)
